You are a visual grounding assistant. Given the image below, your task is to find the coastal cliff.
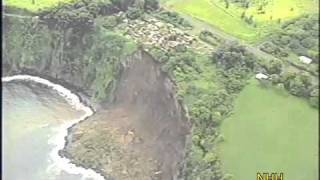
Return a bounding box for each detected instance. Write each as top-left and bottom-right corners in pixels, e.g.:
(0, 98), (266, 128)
(3, 14), (136, 104)
(3, 11), (191, 179)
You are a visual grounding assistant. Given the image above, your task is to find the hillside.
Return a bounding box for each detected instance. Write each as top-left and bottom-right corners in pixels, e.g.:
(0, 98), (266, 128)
(2, 0), (319, 179)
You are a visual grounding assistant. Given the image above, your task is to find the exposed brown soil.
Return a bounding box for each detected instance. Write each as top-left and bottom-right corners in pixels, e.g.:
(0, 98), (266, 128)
(63, 51), (191, 180)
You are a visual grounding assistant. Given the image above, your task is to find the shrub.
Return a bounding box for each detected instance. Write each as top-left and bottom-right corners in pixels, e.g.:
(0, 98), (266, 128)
(300, 37), (315, 49)
(265, 59), (283, 74)
(110, 0), (135, 11)
(155, 11), (193, 29)
(126, 6), (143, 19)
(98, 15), (120, 29)
(199, 31), (220, 46)
(270, 74), (281, 84)
(212, 41), (255, 70)
(144, 0), (159, 11)
(309, 96), (319, 108)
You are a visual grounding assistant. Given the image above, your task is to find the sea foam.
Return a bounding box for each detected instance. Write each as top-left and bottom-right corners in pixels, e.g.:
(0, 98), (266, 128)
(2, 75), (105, 180)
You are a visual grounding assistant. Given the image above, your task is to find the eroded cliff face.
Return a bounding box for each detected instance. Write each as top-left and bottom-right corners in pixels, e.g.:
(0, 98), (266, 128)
(3, 15), (191, 180)
(62, 51), (191, 180)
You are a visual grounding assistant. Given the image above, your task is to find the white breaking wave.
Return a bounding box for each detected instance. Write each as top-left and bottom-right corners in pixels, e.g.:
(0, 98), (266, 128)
(2, 75), (105, 180)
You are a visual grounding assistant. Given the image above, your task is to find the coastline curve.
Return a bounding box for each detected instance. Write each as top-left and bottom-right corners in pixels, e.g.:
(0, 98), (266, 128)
(2, 74), (105, 180)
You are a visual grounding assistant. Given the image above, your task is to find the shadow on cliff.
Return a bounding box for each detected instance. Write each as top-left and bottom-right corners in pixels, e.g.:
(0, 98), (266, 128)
(63, 50), (192, 180)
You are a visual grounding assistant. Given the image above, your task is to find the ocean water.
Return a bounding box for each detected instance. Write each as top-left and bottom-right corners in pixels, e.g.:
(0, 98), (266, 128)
(2, 76), (104, 180)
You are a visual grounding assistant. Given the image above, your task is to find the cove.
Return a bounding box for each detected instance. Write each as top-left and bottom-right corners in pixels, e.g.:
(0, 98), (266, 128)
(2, 75), (105, 180)
(219, 79), (318, 180)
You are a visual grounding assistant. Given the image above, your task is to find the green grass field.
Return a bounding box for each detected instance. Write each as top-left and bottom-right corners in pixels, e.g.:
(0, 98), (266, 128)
(4, 0), (78, 12)
(163, 0), (319, 43)
(218, 79), (318, 180)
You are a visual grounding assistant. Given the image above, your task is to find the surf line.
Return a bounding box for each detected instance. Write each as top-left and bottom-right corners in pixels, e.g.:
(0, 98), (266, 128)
(2, 75), (105, 180)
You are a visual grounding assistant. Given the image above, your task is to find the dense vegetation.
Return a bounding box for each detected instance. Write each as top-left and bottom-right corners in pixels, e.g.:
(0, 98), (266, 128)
(165, 40), (318, 180)
(149, 41), (262, 179)
(37, 0), (161, 29)
(268, 70), (319, 108)
(257, 14), (319, 107)
(3, 0), (319, 179)
(3, 16), (137, 102)
(260, 14), (319, 61)
(199, 30), (224, 47)
(153, 10), (193, 29)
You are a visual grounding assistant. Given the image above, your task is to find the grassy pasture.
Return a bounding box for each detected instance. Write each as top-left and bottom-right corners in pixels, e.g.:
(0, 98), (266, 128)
(219, 79), (318, 180)
(163, 0), (319, 43)
(3, 0), (78, 12)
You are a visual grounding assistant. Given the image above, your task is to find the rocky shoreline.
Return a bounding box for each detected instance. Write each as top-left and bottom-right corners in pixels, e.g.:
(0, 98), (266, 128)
(2, 75), (106, 179)
(2, 72), (111, 179)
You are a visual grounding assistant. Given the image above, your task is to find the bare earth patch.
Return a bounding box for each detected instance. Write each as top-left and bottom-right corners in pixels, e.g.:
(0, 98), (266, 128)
(62, 51), (191, 180)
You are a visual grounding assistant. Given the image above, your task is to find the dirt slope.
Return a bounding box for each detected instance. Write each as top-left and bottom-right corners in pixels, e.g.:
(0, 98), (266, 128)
(62, 50), (191, 180)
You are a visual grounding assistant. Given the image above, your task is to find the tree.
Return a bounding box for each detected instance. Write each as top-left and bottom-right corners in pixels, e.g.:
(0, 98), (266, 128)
(284, 73), (312, 97)
(288, 39), (302, 50)
(175, 44), (187, 52)
(277, 18), (281, 24)
(110, 0), (134, 10)
(309, 88), (319, 97)
(279, 35), (290, 45)
(281, 71), (296, 87)
(126, 7), (143, 20)
(266, 59), (282, 74)
(260, 42), (277, 54)
(241, 11), (246, 19)
(249, 15), (253, 22)
(133, 0), (145, 9)
(244, 15), (254, 24)
(225, 0), (229, 8)
(99, 16), (119, 29)
(270, 74), (280, 84)
(212, 41), (255, 70)
(308, 50), (319, 63)
(288, 77), (307, 96)
(144, 0), (159, 11)
(225, 78), (245, 93)
(301, 37), (315, 48)
(309, 96), (319, 108)
(308, 87), (319, 108)
(245, 2), (249, 8)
